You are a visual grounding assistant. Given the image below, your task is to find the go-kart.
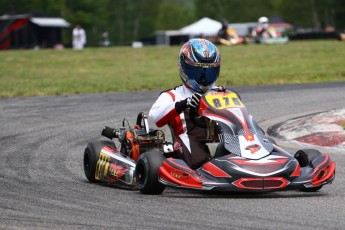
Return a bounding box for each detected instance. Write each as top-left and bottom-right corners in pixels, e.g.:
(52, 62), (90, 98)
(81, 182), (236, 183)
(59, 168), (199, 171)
(83, 90), (336, 195)
(250, 27), (289, 44)
(259, 36), (289, 44)
(218, 28), (247, 46)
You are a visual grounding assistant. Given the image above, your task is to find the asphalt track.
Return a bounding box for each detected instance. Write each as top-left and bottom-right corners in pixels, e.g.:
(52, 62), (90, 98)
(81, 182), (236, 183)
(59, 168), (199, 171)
(0, 82), (344, 229)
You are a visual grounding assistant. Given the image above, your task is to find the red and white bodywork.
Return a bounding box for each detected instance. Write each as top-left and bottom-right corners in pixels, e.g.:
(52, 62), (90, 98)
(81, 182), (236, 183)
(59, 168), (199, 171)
(158, 91), (336, 191)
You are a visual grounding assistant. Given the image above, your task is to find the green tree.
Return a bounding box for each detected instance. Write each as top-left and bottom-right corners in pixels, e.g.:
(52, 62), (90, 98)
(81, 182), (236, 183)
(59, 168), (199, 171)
(0, 0), (65, 16)
(63, 0), (109, 45)
(334, 0), (345, 29)
(2, 0), (345, 47)
(155, 1), (196, 30)
(194, 0), (275, 23)
(278, 0), (344, 29)
(101, 0), (162, 45)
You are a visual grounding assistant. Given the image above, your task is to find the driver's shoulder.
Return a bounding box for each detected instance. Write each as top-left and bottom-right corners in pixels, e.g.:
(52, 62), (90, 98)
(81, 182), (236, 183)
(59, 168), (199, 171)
(160, 85), (183, 95)
(159, 85), (185, 102)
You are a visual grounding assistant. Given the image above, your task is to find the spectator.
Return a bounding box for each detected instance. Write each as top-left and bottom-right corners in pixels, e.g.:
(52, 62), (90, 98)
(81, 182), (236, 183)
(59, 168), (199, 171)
(325, 24), (335, 33)
(72, 24), (86, 50)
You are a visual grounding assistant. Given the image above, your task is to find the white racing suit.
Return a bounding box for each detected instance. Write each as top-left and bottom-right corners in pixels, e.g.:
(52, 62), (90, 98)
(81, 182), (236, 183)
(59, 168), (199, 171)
(149, 84), (240, 169)
(72, 28), (86, 50)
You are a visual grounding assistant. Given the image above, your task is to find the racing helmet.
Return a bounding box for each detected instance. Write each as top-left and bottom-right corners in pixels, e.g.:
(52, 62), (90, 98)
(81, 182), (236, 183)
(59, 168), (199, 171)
(178, 38), (221, 93)
(258, 16), (269, 28)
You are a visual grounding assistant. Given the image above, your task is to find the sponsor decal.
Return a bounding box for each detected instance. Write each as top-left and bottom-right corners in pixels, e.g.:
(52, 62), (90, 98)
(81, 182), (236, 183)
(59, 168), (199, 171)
(95, 150), (129, 181)
(245, 144), (261, 154)
(170, 171), (182, 179)
(109, 163), (128, 179)
(95, 151), (110, 180)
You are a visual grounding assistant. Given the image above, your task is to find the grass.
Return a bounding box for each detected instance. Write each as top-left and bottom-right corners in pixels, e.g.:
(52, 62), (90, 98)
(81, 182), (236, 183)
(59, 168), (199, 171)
(0, 40), (344, 98)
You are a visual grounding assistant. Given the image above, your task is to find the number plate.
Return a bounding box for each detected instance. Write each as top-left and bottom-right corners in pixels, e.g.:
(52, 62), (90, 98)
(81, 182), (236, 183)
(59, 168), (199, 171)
(205, 92), (244, 109)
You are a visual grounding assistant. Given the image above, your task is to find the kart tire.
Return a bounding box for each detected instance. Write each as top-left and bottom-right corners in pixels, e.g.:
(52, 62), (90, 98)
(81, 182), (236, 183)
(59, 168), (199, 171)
(300, 185), (323, 192)
(295, 149), (323, 192)
(83, 139), (116, 183)
(135, 151), (165, 194)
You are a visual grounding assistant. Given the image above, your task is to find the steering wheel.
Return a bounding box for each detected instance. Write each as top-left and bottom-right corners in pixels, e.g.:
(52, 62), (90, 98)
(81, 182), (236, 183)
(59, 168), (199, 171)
(189, 109), (207, 129)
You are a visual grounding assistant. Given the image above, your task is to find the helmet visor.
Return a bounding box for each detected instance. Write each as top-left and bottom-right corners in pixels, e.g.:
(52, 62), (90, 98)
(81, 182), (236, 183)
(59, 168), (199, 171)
(181, 61), (220, 87)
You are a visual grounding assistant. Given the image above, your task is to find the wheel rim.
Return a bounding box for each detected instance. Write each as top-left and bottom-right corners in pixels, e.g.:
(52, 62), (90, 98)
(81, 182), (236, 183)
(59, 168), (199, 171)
(136, 162), (146, 187)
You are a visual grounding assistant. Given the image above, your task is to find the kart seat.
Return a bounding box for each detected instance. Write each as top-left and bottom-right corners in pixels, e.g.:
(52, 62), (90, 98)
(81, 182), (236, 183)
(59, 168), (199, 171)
(205, 143), (219, 158)
(206, 142), (230, 158)
(214, 142), (230, 158)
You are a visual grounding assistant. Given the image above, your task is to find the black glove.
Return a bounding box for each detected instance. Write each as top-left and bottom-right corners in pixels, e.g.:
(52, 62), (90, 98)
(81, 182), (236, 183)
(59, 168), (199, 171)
(175, 93), (202, 113)
(186, 93), (202, 110)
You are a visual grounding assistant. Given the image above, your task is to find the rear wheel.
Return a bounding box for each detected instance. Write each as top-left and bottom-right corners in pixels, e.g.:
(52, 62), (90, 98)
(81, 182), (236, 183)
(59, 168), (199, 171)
(295, 149), (323, 192)
(135, 151), (165, 194)
(83, 139), (116, 183)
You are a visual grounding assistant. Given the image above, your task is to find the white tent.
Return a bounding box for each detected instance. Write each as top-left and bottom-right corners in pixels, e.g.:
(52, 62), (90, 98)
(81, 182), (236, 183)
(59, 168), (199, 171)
(155, 18), (258, 46)
(30, 17), (70, 28)
(179, 17), (222, 36)
(155, 17), (223, 46)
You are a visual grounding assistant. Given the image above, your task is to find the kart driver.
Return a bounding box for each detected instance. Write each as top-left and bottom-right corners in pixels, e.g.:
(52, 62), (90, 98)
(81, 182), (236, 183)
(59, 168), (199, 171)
(253, 16), (280, 41)
(149, 38), (240, 170)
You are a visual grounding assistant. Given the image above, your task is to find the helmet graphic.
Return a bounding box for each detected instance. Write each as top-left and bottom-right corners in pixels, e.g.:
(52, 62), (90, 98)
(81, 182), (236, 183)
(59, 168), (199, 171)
(178, 38), (221, 93)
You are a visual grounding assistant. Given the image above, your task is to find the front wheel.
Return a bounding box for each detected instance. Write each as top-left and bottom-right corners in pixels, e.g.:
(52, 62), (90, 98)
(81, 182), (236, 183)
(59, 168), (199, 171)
(295, 149), (323, 192)
(294, 149), (321, 167)
(135, 151), (165, 194)
(300, 185), (323, 192)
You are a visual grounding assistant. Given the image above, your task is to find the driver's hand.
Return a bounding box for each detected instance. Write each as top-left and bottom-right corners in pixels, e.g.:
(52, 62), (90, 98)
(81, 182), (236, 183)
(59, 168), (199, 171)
(186, 93), (202, 110)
